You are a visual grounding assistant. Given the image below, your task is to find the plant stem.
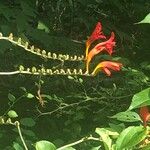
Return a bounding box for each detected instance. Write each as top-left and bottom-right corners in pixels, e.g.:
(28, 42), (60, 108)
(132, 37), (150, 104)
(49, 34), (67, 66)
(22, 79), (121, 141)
(15, 121), (29, 150)
(57, 136), (100, 150)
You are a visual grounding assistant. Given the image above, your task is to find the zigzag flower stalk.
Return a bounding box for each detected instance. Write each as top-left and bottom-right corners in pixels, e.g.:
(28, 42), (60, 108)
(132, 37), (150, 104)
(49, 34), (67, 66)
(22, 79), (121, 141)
(0, 22), (122, 77)
(85, 22), (106, 60)
(0, 33), (84, 62)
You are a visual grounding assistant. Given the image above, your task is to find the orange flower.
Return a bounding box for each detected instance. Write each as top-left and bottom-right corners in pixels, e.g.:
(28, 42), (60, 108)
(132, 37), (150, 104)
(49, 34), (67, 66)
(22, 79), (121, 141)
(85, 22), (106, 59)
(139, 106), (150, 127)
(93, 32), (115, 55)
(91, 61), (122, 76)
(86, 32), (116, 73)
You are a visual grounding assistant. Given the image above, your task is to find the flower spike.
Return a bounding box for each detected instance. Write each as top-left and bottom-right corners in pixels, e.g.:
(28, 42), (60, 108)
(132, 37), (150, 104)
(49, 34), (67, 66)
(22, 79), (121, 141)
(85, 22), (106, 59)
(86, 32), (116, 73)
(92, 61), (122, 76)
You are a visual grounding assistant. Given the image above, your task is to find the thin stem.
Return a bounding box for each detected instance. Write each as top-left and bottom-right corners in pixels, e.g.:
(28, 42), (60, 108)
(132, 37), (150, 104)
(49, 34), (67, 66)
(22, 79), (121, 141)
(37, 97), (106, 117)
(0, 71), (20, 75)
(15, 121), (28, 150)
(3, 95), (25, 116)
(57, 136), (100, 150)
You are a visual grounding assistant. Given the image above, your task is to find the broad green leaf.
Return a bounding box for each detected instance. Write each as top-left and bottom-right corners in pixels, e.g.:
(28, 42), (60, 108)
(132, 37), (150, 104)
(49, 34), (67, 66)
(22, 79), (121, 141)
(90, 146), (101, 150)
(116, 126), (147, 150)
(111, 111), (141, 122)
(61, 147), (76, 150)
(95, 128), (112, 150)
(128, 88), (150, 110)
(26, 93), (34, 99)
(109, 123), (125, 134)
(37, 21), (50, 33)
(7, 110), (18, 118)
(20, 117), (35, 127)
(135, 13), (150, 24)
(8, 93), (16, 102)
(13, 142), (24, 150)
(35, 140), (56, 150)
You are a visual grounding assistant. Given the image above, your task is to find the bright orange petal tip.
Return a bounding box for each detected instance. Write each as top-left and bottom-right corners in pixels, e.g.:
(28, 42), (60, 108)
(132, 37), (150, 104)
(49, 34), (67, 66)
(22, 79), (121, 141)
(140, 106), (150, 127)
(91, 61), (122, 76)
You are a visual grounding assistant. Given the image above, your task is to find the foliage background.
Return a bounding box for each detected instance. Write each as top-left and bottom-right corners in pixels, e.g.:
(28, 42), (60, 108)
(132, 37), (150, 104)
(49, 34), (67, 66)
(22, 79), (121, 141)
(0, 0), (149, 149)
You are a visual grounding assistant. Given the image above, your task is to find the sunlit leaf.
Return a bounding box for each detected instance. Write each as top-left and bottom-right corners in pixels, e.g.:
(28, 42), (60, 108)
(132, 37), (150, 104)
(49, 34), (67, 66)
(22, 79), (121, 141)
(95, 128), (112, 150)
(26, 93), (34, 99)
(37, 21), (50, 33)
(68, 76), (74, 80)
(78, 78), (83, 83)
(61, 147), (76, 150)
(128, 88), (150, 110)
(7, 110), (18, 118)
(135, 13), (150, 24)
(116, 126), (147, 149)
(111, 111), (141, 122)
(90, 146), (101, 150)
(35, 140), (56, 150)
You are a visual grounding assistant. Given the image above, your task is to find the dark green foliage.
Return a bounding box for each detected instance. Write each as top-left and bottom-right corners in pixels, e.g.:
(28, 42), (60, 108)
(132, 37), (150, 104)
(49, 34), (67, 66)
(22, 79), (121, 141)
(0, 0), (149, 149)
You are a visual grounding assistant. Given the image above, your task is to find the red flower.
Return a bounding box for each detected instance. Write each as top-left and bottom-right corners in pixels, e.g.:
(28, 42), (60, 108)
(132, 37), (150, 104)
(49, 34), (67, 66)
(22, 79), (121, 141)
(85, 22), (106, 59)
(92, 32), (115, 55)
(86, 32), (116, 73)
(139, 106), (150, 127)
(91, 61), (122, 76)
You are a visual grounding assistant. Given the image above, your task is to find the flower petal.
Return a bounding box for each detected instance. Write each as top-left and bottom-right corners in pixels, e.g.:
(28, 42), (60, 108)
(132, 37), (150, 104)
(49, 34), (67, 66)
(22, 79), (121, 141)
(85, 22), (106, 59)
(93, 32), (115, 55)
(92, 61), (122, 76)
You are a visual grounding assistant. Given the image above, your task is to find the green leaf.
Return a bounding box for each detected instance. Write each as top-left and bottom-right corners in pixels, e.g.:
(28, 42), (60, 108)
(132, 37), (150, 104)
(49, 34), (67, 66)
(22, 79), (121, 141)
(8, 93), (16, 102)
(109, 123), (125, 134)
(90, 146), (101, 150)
(61, 147), (76, 150)
(128, 88), (150, 110)
(116, 126), (147, 150)
(7, 110), (18, 118)
(20, 117), (36, 127)
(68, 76), (74, 80)
(21, 129), (36, 137)
(20, 87), (27, 92)
(26, 93), (34, 99)
(35, 140), (56, 150)
(37, 21), (50, 33)
(111, 111), (141, 122)
(78, 78), (83, 83)
(13, 142), (24, 150)
(135, 13), (150, 24)
(95, 128), (112, 150)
